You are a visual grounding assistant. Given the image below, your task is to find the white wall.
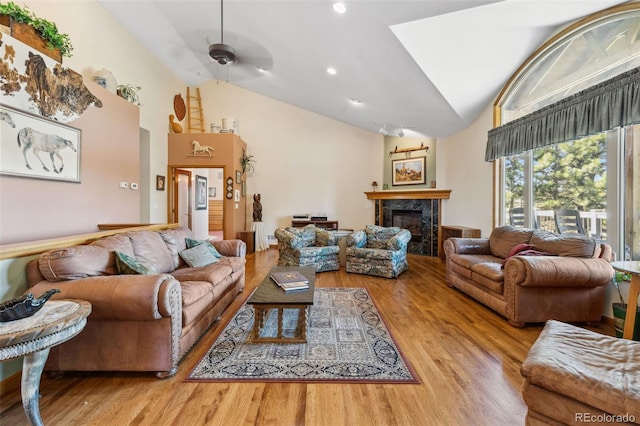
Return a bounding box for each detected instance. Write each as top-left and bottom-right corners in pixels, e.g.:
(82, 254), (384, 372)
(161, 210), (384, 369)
(438, 103), (495, 236)
(199, 81), (384, 237)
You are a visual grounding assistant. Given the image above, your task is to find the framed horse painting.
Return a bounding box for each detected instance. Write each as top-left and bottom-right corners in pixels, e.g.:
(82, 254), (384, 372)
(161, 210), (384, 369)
(0, 104), (81, 183)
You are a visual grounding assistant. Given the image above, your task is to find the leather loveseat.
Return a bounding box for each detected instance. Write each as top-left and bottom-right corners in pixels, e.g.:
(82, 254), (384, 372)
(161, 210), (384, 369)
(444, 225), (614, 327)
(26, 226), (245, 378)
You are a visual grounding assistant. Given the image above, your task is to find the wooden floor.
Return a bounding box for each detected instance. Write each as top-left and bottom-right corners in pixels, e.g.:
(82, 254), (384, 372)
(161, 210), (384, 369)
(0, 249), (614, 426)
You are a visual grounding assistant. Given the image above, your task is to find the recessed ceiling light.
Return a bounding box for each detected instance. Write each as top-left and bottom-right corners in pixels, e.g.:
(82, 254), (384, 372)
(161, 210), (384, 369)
(350, 98), (362, 105)
(326, 67), (337, 75)
(256, 66), (267, 73)
(333, 3), (346, 14)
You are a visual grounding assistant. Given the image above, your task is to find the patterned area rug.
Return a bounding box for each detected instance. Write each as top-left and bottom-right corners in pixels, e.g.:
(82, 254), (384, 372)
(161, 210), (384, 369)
(186, 287), (419, 383)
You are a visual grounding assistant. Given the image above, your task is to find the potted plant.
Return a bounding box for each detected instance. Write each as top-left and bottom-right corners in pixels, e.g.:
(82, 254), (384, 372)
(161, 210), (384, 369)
(116, 84), (141, 106)
(0, 1), (73, 61)
(240, 149), (256, 174)
(612, 271), (640, 340)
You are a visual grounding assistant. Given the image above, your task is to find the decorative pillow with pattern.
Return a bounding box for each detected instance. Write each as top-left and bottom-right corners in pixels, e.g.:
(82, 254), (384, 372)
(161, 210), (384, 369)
(179, 243), (219, 267)
(185, 238), (223, 258)
(115, 251), (155, 275)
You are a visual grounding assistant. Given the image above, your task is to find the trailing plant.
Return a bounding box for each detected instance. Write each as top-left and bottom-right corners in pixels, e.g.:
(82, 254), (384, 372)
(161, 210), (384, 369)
(117, 84), (142, 106)
(240, 149), (256, 174)
(0, 1), (73, 57)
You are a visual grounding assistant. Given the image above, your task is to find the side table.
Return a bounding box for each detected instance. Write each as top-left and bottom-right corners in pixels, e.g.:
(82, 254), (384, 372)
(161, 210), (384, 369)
(439, 225), (481, 261)
(0, 299), (92, 426)
(239, 230), (256, 254)
(611, 261), (640, 340)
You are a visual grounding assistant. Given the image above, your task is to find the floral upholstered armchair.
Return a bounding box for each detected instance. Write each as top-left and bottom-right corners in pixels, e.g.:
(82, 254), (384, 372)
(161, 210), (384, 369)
(274, 224), (340, 272)
(345, 225), (411, 278)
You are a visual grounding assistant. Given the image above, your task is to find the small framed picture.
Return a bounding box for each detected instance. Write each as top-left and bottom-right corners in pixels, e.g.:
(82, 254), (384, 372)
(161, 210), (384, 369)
(196, 175), (207, 210)
(234, 189), (240, 202)
(208, 187), (216, 198)
(241, 181), (246, 197)
(156, 175), (165, 191)
(236, 170), (242, 184)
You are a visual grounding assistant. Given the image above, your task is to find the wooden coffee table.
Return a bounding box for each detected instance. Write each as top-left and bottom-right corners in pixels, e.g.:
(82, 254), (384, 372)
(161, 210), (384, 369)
(247, 266), (315, 343)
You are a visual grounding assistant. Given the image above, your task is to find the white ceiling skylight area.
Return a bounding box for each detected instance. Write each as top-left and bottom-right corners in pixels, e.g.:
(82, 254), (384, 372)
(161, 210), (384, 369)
(390, 0), (630, 129)
(100, 0), (630, 139)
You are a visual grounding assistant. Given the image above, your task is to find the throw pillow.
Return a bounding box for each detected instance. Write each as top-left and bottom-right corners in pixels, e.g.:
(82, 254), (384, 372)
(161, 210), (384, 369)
(179, 243), (219, 268)
(185, 237), (223, 258)
(115, 251), (155, 275)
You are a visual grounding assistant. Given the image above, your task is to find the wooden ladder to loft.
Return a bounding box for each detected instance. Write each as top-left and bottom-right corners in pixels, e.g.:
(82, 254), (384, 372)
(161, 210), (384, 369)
(187, 87), (205, 133)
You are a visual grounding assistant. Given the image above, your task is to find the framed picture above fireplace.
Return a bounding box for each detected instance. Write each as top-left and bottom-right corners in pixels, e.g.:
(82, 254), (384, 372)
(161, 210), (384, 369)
(392, 156), (426, 186)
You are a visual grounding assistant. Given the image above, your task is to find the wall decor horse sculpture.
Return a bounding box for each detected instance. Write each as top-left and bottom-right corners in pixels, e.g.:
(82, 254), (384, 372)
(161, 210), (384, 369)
(191, 140), (214, 156)
(0, 112), (15, 128)
(17, 127), (76, 174)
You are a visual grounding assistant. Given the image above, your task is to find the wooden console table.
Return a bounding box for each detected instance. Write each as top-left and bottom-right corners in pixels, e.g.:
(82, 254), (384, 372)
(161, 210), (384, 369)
(291, 220), (338, 230)
(439, 225), (481, 261)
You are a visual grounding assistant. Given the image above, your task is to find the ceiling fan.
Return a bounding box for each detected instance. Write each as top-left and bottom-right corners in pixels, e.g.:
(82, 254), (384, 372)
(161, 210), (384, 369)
(209, 0), (236, 65)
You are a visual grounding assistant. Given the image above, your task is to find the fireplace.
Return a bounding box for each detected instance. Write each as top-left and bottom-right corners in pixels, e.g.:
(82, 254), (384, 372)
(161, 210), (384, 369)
(392, 210), (422, 242)
(365, 189), (451, 257)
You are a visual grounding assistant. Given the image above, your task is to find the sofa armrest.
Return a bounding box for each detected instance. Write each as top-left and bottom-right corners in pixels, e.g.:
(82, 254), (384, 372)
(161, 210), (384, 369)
(274, 228), (305, 249)
(27, 274), (181, 321)
(346, 230), (366, 248)
(444, 238), (491, 256)
(504, 256), (614, 288)
(387, 229), (411, 250)
(212, 239), (246, 258)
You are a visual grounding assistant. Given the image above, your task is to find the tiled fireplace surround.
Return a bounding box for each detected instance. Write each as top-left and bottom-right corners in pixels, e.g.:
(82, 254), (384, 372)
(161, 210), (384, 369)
(365, 190), (451, 257)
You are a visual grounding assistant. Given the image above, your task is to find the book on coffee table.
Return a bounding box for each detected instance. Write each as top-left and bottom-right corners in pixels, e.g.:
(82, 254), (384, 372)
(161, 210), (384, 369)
(270, 270), (308, 284)
(277, 281), (309, 292)
(270, 270), (309, 291)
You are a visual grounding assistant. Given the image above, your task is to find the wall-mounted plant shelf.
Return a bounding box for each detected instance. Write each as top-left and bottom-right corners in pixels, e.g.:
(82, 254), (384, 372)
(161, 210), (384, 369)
(0, 14), (62, 62)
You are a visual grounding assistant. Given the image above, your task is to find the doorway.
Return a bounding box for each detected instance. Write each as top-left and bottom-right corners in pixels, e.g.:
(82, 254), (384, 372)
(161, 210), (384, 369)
(173, 169), (192, 229)
(170, 167), (225, 240)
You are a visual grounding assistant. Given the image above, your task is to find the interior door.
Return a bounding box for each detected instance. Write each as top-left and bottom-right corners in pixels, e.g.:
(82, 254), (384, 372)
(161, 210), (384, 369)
(174, 169), (192, 229)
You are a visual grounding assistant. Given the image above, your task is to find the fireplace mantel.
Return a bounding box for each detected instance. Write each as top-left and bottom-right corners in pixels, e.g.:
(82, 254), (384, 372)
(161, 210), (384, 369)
(364, 189), (451, 200)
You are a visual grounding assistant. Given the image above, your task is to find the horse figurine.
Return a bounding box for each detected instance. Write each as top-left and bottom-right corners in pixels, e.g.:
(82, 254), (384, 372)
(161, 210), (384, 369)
(0, 111), (15, 128)
(17, 127), (76, 174)
(191, 140), (214, 156)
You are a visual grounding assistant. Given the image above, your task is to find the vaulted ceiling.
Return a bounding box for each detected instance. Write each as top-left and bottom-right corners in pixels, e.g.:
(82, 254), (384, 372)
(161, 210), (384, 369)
(100, 0), (628, 138)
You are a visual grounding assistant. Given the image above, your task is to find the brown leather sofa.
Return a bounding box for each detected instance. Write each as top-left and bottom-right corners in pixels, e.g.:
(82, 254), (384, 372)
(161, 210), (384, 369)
(444, 225), (614, 327)
(26, 227), (245, 378)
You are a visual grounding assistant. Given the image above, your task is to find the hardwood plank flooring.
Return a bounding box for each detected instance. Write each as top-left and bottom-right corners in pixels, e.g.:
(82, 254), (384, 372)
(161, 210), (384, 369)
(0, 249), (613, 425)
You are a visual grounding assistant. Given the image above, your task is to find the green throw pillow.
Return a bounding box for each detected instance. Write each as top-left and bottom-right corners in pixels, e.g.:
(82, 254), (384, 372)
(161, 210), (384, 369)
(179, 244), (219, 268)
(115, 251), (155, 275)
(185, 238), (223, 258)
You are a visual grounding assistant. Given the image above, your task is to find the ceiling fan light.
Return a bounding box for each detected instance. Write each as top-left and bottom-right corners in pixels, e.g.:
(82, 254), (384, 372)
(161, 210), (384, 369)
(209, 43), (236, 65)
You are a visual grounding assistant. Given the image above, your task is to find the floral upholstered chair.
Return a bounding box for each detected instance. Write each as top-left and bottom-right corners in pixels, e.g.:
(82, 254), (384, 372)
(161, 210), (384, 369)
(274, 224), (340, 272)
(345, 225), (411, 278)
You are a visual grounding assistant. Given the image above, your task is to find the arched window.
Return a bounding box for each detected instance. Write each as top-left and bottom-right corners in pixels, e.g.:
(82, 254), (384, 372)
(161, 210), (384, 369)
(493, 3), (640, 260)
